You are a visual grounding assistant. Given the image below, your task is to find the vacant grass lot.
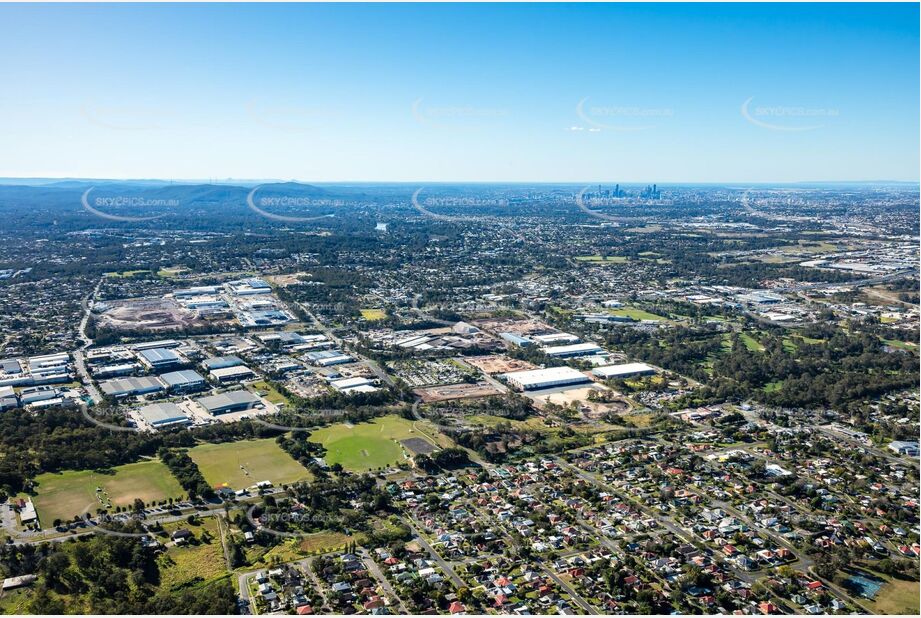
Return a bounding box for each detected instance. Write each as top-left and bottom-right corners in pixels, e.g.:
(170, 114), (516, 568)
(157, 518), (227, 593)
(864, 577), (919, 614)
(250, 381), (289, 405)
(360, 308), (387, 321)
(29, 460), (184, 524)
(103, 269), (151, 278)
(308, 414), (441, 472)
(189, 438), (310, 490)
(607, 306), (667, 321)
(739, 332), (765, 351)
(575, 255), (629, 263)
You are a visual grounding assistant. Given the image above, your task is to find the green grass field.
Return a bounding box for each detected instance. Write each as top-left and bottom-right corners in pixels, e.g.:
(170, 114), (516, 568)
(103, 269), (151, 278)
(308, 415), (441, 472)
(466, 413), (622, 436)
(860, 574), (919, 615)
(360, 308), (387, 321)
(607, 307), (667, 321)
(28, 460), (184, 524)
(189, 438), (310, 490)
(157, 266), (189, 278)
(157, 518), (228, 593)
(739, 332), (765, 352)
(882, 338), (918, 351)
(250, 381), (289, 405)
(575, 255), (629, 263)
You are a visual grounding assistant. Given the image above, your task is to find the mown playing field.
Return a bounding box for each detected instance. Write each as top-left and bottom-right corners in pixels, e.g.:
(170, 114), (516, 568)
(360, 308), (387, 321)
(188, 438), (310, 490)
(607, 306), (667, 321)
(29, 460), (184, 524)
(575, 255), (629, 263)
(308, 414), (445, 472)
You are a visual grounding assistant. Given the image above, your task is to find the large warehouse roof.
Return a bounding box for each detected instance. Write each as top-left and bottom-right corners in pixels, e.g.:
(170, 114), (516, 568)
(543, 342), (603, 357)
(139, 348), (181, 364)
(137, 402), (190, 427)
(502, 366), (591, 391)
(99, 376), (165, 396)
(592, 362), (656, 379)
(197, 390), (260, 413)
(202, 355), (243, 370)
(160, 369), (206, 387)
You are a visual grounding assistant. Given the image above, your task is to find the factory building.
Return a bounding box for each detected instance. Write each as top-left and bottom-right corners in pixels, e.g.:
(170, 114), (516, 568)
(91, 363), (141, 379)
(502, 366), (592, 391)
(137, 402), (192, 429)
(197, 390), (262, 415)
(592, 362), (657, 380)
(305, 350), (353, 366)
(99, 376), (165, 398)
(0, 386), (17, 411)
(259, 332), (330, 352)
(330, 377), (378, 394)
(181, 296), (228, 310)
(174, 285), (220, 298)
(532, 333), (580, 346)
(499, 332), (533, 347)
(210, 365), (256, 383)
(19, 386), (60, 405)
(543, 342), (603, 358)
(131, 339), (180, 351)
(138, 348), (184, 373)
(226, 278), (272, 296)
(160, 369), (207, 394)
(202, 355), (244, 371)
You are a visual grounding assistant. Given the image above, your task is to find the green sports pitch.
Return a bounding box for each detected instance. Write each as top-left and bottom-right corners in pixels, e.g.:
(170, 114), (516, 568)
(188, 438), (311, 490)
(307, 414), (446, 472)
(27, 460), (185, 524)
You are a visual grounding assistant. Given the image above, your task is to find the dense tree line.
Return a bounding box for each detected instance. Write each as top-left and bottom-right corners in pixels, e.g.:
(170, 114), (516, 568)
(0, 525), (237, 613)
(0, 407), (284, 499)
(158, 448), (214, 500)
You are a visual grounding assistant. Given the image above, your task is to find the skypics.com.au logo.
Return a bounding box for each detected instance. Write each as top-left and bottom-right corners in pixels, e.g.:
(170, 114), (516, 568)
(573, 97), (673, 132)
(741, 97), (839, 132)
(246, 185), (339, 224)
(81, 188), (175, 222)
(410, 188), (507, 222)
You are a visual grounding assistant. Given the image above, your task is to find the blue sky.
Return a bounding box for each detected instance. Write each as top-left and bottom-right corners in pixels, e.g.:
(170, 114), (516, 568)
(0, 2), (917, 182)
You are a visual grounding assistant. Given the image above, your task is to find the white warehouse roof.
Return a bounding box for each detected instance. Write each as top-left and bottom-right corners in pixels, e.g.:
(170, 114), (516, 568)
(592, 362), (656, 379)
(502, 366), (591, 391)
(543, 342), (603, 357)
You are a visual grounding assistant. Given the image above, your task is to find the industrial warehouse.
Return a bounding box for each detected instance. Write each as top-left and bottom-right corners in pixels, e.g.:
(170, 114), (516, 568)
(196, 390), (262, 415)
(135, 402), (192, 429)
(502, 366), (592, 391)
(592, 362), (657, 379)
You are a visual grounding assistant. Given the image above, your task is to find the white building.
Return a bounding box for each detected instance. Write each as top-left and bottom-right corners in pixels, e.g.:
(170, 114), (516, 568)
(502, 367), (591, 391)
(543, 342), (603, 358)
(592, 362), (656, 379)
(532, 333), (580, 345)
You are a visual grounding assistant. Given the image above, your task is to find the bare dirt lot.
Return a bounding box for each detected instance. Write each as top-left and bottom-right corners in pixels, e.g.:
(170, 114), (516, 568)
(414, 381), (503, 402)
(529, 385), (632, 419)
(472, 317), (552, 336)
(464, 355), (537, 375)
(95, 297), (231, 332)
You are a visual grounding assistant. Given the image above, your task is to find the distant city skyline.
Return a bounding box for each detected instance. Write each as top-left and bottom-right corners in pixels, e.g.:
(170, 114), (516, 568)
(0, 2), (918, 182)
